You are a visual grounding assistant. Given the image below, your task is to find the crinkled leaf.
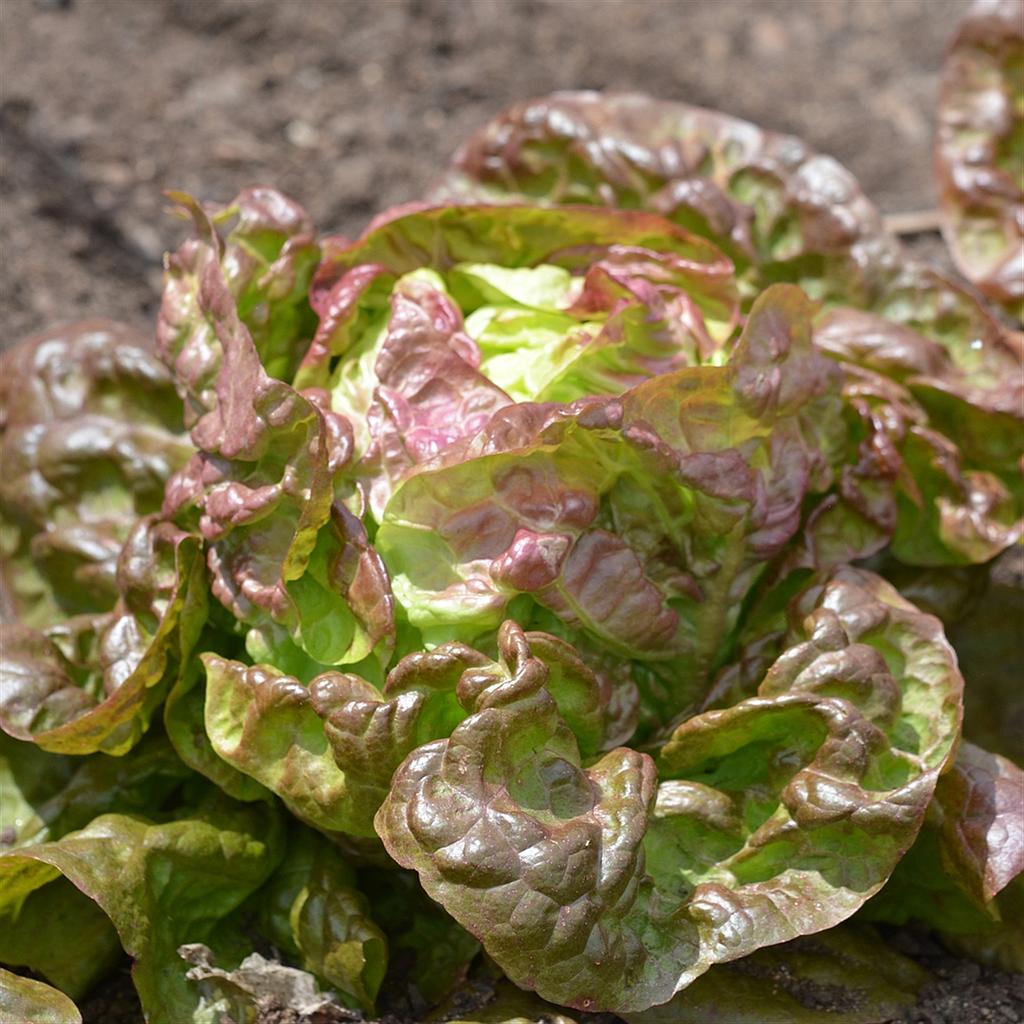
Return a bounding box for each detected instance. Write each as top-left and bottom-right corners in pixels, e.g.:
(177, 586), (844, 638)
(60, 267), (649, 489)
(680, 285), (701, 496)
(812, 305), (1021, 425)
(895, 430), (1018, 566)
(158, 188), (321, 423)
(468, 238), (739, 400)
(0, 798), (283, 1024)
(0, 321), (190, 627)
(933, 741), (1024, 904)
(811, 308), (1022, 568)
(0, 969), (82, 1024)
(161, 248), (395, 670)
(815, 361), (1021, 569)
(853, 261), (1022, 414)
(434, 92), (1022, 575)
(201, 652), (369, 837)
(377, 568), (961, 1012)
(858, 724), (1023, 971)
(436, 91), (1019, 389)
(435, 91), (893, 308)
(336, 274), (517, 521)
(297, 203), (737, 392)
(908, 380), (1023, 521)
(437, 92), (1010, 335)
(312, 644), (496, 837)
(204, 622), (615, 838)
(317, 623), (617, 818)
(811, 288), (1023, 576)
(286, 503), (396, 668)
(293, 205), (739, 523)
(378, 285), (840, 717)
(0, 517), (206, 755)
(936, 0), (1024, 319)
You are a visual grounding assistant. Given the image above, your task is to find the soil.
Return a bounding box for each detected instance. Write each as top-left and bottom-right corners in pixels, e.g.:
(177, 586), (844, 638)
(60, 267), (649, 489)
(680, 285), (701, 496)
(1, 1), (1020, 1022)
(2, 0), (966, 346)
(883, 928), (1024, 1024)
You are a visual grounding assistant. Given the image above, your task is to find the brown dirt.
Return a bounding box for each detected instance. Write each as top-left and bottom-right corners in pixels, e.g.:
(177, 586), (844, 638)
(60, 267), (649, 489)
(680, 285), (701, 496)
(2, 1), (1019, 1022)
(2, 0), (964, 346)
(884, 928), (1024, 1024)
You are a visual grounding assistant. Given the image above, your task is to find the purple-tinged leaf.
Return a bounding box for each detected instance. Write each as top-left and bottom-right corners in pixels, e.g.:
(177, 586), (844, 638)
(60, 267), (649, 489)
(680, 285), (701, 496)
(377, 568), (960, 1012)
(0, 517), (206, 755)
(158, 188), (320, 422)
(0, 321), (190, 627)
(936, 0), (1024, 319)
(162, 249), (395, 669)
(934, 741), (1024, 904)
(378, 285), (841, 714)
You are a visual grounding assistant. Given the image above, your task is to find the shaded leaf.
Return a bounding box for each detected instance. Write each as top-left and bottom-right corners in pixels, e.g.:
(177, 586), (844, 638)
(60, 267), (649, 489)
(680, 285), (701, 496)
(364, 868), (480, 1010)
(0, 518), (206, 755)
(0, 321), (190, 627)
(0, 732), (191, 851)
(936, 0), (1024, 319)
(949, 564), (1024, 762)
(256, 828), (386, 1011)
(0, 798), (283, 1024)
(0, 969), (82, 1024)
(934, 741), (1024, 904)
(624, 925), (928, 1024)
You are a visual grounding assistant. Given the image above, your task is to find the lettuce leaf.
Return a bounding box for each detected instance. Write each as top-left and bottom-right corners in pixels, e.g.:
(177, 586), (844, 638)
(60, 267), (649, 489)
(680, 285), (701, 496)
(203, 621), (619, 838)
(377, 284), (841, 714)
(0, 795), (283, 1023)
(256, 827), (386, 1011)
(158, 188), (321, 423)
(861, 740), (1024, 972)
(936, 0), (1024, 320)
(0, 321), (190, 627)
(0, 517), (206, 755)
(432, 92), (1023, 577)
(0, 970), (82, 1024)
(0, 732), (191, 851)
(950, 565), (1024, 763)
(292, 204), (740, 524)
(623, 924), (928, 1024)
(434, 88), (1012, 353)
(161, 241), (395, 672)
(376, 567), (962, 1012)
